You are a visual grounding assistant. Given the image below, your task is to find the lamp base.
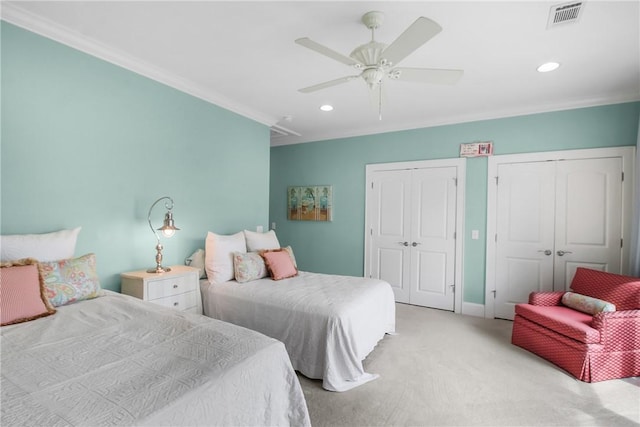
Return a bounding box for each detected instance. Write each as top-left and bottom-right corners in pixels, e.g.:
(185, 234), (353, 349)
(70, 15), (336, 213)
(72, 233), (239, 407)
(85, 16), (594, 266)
(147, 266), (171, 274)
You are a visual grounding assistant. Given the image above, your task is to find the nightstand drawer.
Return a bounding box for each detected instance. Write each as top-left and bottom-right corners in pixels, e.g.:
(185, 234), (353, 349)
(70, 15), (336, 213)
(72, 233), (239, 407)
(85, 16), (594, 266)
(121, 266), (202, 314)
(147, 275), (197, 300)
(150, 290), (198, 311)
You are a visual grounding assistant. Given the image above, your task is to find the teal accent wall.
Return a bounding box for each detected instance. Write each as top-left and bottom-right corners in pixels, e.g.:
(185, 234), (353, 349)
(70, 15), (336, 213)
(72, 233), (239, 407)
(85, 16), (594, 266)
(270, 102), (640, 305)
(1, 22), (271, 291)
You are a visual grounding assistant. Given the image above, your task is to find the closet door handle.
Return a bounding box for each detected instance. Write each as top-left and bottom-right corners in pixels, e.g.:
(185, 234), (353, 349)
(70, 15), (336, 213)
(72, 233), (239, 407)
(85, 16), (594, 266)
(538, 250), (552, 256)
(412, 242), (421, 247)
(398, 241), (409, 246)
(556, 250), (573, 256)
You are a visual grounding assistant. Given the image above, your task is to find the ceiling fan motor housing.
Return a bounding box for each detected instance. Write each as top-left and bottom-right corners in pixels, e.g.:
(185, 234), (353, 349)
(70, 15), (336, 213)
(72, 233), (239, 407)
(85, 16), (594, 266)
(350, 41), (389, 66)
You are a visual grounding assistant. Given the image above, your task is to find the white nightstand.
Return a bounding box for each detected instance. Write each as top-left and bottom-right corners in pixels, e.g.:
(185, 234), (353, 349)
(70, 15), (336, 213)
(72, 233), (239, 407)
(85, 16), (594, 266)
(120, 265), (202, 314)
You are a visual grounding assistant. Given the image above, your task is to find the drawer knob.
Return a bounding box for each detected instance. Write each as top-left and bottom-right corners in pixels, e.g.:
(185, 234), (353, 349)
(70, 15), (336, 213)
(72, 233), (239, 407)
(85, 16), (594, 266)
(173, 302), (179, 306)
(173, 284), (178, 289)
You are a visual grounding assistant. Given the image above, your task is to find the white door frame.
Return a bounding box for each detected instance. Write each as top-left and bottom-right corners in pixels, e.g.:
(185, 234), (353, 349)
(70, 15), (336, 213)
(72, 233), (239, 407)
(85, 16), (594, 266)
(365, 158), (466, 314)
(485, 146), (635, 319)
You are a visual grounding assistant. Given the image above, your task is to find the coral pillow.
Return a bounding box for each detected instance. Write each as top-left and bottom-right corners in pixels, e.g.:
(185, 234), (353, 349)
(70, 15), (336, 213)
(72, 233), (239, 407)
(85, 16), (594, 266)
(561, 292), (616, 315)
(1, 258), (56, 326)
(282, 246), (297, 268)
(260, 250), (298, 280)
(39, 253), (102, 307)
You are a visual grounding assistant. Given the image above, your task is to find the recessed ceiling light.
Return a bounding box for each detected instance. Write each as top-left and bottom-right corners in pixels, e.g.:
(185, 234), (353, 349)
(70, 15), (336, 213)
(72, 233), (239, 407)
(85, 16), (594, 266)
(537, 62), (560, 73)
(320, 104), (334, 112)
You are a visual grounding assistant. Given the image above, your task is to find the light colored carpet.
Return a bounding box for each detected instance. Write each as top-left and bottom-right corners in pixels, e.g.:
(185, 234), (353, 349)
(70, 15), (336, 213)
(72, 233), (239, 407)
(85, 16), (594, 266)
(298, 303), (640, 426)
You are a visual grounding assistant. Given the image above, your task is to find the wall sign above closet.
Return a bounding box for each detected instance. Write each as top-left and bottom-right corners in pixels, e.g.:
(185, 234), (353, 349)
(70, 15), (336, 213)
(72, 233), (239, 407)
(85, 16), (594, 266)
(460, 141), (493, 157)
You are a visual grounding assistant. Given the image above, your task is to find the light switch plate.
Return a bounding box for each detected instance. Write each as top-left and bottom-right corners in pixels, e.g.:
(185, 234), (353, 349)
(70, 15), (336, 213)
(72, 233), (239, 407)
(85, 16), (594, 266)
(256, 225), (263, 232)
(472, 230), (479, 240)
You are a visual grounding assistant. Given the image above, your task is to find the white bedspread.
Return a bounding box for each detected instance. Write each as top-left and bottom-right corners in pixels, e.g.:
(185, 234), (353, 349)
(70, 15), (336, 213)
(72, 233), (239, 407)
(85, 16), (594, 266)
(201, 271), (396, 392)
(1, 291), (310, 426)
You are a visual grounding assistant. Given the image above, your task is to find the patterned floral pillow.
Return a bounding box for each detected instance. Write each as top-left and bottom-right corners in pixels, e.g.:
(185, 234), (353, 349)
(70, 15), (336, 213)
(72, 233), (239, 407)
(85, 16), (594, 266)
(232, 252), (268, 283)
(39, 253), (103, 307)
(561, 291), (616, 315)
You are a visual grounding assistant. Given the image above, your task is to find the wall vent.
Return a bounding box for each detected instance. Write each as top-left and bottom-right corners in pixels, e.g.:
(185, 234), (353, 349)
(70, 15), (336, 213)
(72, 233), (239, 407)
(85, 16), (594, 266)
(547, 2), (584, 28)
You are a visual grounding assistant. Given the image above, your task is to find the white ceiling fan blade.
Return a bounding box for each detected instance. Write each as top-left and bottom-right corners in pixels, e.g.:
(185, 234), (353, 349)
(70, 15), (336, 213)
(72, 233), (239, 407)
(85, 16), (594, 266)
(295, 38), (361, 67)
(298, 76), (359, 93)
(393, 68), (463, 85)
(382, 17), (442, 66)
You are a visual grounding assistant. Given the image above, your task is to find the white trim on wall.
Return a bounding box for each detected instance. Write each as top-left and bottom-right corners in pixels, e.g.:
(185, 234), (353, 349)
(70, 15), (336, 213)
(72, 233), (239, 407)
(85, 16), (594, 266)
(1, 2), (278, 128)
(484, 146), (636, 319)
(631, 118), (640, 276)
(461, 302), (485, 318)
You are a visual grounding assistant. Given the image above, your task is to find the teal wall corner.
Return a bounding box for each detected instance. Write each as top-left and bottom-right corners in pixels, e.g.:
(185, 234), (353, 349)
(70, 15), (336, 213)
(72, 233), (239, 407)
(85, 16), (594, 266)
(1, 22), (271, 291)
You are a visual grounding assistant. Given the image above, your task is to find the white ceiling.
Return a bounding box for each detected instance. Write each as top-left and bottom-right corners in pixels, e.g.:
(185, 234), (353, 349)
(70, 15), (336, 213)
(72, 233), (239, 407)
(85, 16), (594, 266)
(3, 1), (639, 146)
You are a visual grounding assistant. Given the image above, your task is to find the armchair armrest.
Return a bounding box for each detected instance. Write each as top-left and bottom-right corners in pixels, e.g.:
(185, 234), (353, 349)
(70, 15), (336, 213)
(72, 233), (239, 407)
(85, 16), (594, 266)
(528, 291), (565, 306)
(592, 309), (640, 350)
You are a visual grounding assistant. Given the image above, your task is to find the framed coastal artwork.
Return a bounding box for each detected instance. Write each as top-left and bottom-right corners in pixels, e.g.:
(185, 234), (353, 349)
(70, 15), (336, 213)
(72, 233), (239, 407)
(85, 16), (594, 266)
(288, 186), (333, 221)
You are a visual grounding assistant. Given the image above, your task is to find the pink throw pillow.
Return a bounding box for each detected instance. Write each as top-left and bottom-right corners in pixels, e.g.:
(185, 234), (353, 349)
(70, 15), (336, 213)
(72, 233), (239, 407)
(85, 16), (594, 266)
(260, 250), (298, 280)
(1, 259), (56, 326)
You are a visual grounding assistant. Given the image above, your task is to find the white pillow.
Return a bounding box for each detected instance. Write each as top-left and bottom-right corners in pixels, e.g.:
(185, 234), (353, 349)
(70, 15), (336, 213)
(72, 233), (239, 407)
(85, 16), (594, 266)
(205, 232), (246, 284)
(0, 227), (81, 262)
(244, 229), (280, 252)
(185, 248), (206, 278)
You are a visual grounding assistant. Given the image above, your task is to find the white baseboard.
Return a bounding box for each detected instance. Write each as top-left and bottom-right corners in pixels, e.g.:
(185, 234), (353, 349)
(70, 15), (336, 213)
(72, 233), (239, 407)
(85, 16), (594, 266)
(461, 302), (485, 318)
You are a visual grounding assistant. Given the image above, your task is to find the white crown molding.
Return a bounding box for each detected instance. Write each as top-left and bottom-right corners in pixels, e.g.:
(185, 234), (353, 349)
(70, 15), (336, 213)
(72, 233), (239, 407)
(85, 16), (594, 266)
(3, 2), (637, 147)
(271, 94), (640, 146)
(1, 2), (279, 128)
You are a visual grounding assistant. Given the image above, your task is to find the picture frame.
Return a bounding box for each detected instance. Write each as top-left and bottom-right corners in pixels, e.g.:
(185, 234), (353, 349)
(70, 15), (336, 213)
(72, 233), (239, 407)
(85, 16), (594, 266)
(288, 185), (332, 221)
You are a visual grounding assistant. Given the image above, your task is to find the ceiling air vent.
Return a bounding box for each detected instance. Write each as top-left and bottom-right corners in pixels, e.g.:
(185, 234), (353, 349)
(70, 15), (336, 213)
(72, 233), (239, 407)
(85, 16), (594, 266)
(270, 124), (301, 140)
(547, 2), (584, 28)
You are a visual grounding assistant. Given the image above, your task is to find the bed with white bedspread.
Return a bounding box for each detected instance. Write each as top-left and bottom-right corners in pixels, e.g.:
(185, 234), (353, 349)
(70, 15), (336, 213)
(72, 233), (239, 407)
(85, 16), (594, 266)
(1, 290), (310, 426)
(200, 271), (396, 392)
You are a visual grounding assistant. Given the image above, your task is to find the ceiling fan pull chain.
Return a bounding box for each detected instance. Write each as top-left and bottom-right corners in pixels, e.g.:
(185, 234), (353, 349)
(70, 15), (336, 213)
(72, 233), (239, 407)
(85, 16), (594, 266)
(379, 84), (383, 120)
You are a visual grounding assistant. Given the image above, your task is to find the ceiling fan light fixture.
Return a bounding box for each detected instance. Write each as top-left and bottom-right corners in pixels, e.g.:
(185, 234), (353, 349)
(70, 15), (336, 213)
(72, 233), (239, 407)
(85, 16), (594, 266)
(537, 61), (560, 73)
(362, 68), (385, 89)
(320, 104), (334, 112)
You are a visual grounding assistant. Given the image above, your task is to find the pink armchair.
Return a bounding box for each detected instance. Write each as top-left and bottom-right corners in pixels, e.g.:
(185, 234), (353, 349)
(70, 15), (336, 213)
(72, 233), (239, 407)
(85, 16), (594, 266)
(511, 267), (640, 382)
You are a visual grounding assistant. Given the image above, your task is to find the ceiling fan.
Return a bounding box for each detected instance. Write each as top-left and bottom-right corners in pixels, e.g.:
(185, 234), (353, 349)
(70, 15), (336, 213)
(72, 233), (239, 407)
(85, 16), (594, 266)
(295, 11), (463, 118)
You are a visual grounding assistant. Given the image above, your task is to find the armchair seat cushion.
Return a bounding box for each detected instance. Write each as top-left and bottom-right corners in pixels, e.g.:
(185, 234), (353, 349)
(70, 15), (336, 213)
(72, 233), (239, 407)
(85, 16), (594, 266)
(515, 304), (600, 344)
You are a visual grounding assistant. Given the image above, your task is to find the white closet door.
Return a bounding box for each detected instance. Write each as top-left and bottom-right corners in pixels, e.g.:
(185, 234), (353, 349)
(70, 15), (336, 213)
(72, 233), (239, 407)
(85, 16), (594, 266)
(494, 162), (556, 320)
(409, 167), (457, 310)
(367, 164), (460, 310)
(369, 169), (412, 303)
(553, 158), (623, 289)
(492, 156), (625, 319)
